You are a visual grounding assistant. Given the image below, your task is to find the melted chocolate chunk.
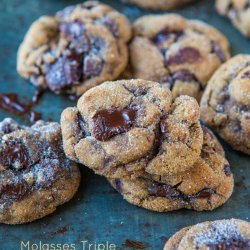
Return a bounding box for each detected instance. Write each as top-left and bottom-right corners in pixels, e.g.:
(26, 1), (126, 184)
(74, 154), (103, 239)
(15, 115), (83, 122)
(242, 71), (250, 79)
(166, 47), (201, 65)
(152, 28), (183, 45)
(0, 180), (29, 200)
(188, 188), (215, 199)
(0, 93), (41, 123)
(83, 54), (103, 78)
(224, 164), (232, 176)
(207, 238), (250, 250)
(0, 141), (29, 169)
(148, 183), (180, 198)
(211, 41), (227, 63)
(45, 56), (82, 92)
(172, 70), (197, 82)
(60, 21), (91, 54)
(0, 93), (26, 113)
(148, 183), (215, 201)
(69, 35), (90, 54)
(32, 89), (44, 104)
(92, 107), (137, 141)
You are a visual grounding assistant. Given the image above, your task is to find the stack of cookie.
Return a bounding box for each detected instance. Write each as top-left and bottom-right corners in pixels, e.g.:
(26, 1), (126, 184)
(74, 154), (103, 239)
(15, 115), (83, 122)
(61, 79), (234, 212)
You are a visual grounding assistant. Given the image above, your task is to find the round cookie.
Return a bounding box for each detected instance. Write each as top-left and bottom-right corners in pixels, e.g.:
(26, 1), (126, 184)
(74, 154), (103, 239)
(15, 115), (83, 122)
(17, 1), (132, 96)
(130, 14), (230, 101)
(164, 219), (250, 249)
(61, 79), (203, 177)
(216, 0), (250, 37)
(200, 55), (250, 155)
(121, 0), (196, 10)
(0, 118), (80, 224)
(108, 126), (234, 212)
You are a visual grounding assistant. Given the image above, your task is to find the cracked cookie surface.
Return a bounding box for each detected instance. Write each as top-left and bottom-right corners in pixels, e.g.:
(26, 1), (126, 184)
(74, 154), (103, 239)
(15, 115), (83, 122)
(109, 126), (234, 212)
(121, 0), (196, 10)
(129, 14), (230, 101)
(164, 219), (250, 249)
(17, 1), (132, 96)
(216, 0), (250, 37)
(61, 79), (203, 177)
(200, 55), (250, 155)
(0, 118), (80, 224)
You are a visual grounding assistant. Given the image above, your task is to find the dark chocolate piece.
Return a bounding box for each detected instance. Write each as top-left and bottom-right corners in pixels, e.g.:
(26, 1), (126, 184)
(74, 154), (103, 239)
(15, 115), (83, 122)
(92, 107), (137, 141)
(152, 28), (183, 45)
(166, 47), (201, 65)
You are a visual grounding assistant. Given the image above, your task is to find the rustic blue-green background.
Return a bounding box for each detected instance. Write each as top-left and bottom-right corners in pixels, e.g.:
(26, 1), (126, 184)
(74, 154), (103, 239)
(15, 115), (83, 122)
(0, 0), (249, 249)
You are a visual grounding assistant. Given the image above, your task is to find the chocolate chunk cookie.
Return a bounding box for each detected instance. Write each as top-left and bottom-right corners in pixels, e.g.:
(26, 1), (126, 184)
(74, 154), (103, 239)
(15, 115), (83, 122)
(17, 1), (132, 96)
(164, 219), (250, 249)
(130, 14), (230, 101)
(121, 0), (196, 10)
(61, 79), (203, 177)
(109, 126), (234, 212)
(216, 0), (250, 37)
(0, 118), (80, 224)
(200, 55), (250, 155)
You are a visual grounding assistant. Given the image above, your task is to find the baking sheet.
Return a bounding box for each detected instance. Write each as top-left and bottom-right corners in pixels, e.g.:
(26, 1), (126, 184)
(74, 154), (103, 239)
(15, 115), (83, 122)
(0, 0), (249, 249)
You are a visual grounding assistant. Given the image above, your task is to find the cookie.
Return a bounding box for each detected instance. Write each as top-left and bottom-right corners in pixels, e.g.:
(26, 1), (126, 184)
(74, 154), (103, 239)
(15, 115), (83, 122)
(61, 79), (203, 177)
(109, 126), (234, 212)
(17, 1), (132, 96)
(216, 0), (250, 37)
(164, 219), (250, 249)
(121, 0), (196, 10)
(200, 55), (250, 155)
(0, 118), (80, 224)
(130, 14), (230, 101)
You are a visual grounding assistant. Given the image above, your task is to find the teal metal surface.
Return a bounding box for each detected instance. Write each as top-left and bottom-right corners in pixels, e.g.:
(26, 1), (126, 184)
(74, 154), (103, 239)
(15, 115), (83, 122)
(0, 0), (249, 249)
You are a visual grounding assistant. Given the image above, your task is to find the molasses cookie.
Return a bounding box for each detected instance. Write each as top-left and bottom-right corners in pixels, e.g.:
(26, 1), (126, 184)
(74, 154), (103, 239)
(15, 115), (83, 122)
(0, 118), (80, 224)
(61, 79), (203, 177)
(130, 14), (230, 101)
(200, 55), (250, 155)
(164, 219), (250, 249)
(122, 0), (196, 10)
(216, 0), (250, 37)
(17, 1), (132, 96)
(109, 126), (234, 212)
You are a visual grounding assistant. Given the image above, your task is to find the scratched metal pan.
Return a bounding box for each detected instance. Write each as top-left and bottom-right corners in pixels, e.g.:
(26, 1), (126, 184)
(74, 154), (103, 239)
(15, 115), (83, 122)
(0, 0), (249, 249)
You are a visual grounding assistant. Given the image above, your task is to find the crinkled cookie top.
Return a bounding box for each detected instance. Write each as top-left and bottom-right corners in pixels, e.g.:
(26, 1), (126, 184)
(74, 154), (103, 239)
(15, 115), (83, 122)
(61, 79), (203, 177)
(130, 14), (230, 100)
(17, 1), (132, 96)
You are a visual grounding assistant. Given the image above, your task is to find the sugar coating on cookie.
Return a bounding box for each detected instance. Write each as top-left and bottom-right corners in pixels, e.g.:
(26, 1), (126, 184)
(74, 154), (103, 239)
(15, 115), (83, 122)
(0, 118), (80, 224)
(109, 126), (234, 212)
(216, 0), (250, 37)
(164, 219), (250, 249)
(17, 1), (132, 96)
(61, 79), (203, 177)
(200, 55), (250, 155)
(122, 0), (196, 10)
(130, 14), (230, 101)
